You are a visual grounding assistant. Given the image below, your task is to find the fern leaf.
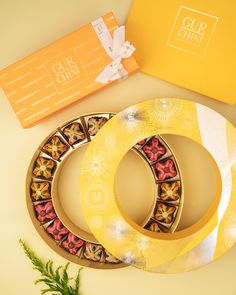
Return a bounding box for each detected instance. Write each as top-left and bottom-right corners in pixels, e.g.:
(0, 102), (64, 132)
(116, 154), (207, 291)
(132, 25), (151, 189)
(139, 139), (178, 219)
(75, 268), (82, 292)
(19, 239), (82, 295)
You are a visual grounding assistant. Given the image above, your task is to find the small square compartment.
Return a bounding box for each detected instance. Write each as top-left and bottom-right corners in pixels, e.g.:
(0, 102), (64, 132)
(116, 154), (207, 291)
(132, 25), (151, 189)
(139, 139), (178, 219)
(104, 250), (120, 264)
(153, 158), (178, 181)
(158, 181), (181, 203)
(61, 232), (84, 255)
(42, 135), (69, 161)
(46, 219), (69, 242)
(83, 242), (105, 262)
(142, 136), (167, 163)
(152, 202), (177, 226)
(83, 114), (110, 138)
(32, 156), (57, 180)
(62, 120), (87, 146)
(144, 220), (164, 232)
(30, 180), (51, 201)
(34, 201), (57, 224)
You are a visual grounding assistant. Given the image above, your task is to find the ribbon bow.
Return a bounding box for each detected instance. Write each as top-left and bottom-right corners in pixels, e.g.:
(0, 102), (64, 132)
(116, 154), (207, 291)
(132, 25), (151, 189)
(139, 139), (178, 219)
(95, 26), (135, 84)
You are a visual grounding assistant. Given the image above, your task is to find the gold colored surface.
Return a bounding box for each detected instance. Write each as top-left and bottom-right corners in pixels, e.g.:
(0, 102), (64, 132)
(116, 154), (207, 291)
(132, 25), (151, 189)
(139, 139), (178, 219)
(25, 113), (126, 269)
(52, 140), (158, 243)
(80, 99), (227, 272)
(1, 0), (236, 294)
(58, 146), (156, 234)
(25, 112), (182, 269)
(162, 135), (217, 230)
(58, 134), (216, 235)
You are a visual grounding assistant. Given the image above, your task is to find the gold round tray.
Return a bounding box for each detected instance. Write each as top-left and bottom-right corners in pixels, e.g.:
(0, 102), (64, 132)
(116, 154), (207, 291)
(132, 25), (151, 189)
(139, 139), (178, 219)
(26, 112), (183, 269)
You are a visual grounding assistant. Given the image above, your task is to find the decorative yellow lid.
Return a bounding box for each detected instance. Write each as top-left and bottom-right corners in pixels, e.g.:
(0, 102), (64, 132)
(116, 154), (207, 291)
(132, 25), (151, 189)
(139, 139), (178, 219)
(80, 98), (236, 272)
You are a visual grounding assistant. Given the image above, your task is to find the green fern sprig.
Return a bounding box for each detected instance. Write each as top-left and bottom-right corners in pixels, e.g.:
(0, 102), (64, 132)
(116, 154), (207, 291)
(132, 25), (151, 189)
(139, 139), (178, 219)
(19, 239), (82, 295)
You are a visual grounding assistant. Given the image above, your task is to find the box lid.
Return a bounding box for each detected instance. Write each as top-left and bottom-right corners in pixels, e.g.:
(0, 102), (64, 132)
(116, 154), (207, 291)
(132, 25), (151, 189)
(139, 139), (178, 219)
(127, 0), (236, 104)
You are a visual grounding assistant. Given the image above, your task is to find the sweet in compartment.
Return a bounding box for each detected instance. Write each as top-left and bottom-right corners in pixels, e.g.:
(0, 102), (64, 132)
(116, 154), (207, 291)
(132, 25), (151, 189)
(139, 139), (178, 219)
(159, 181), (181, 202)
(85, 115), (109, 137)
(154, 158), (177, 181)
(142, 137), (166, 162)
(145, 220), (163, 232)
(32, 157), (56, 179)
(46, 219), (69, 241)
(83, 242), (104, 262)
(153, 203), (176, 224)
(61, 232), (84, 255)
(105, 250), (120, 264)
(42, 135), (68, 160)
(30, 181), (51, 201)
(34, 201), (56, 223)
(62, 121), (86, 145)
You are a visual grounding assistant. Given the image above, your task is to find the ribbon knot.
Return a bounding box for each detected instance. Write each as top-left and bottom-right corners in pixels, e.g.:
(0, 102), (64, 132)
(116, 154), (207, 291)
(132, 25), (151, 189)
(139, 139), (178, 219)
(120, 41), (135, 58)
(95, 26), (136, 84)
(110, 59), (123, 74)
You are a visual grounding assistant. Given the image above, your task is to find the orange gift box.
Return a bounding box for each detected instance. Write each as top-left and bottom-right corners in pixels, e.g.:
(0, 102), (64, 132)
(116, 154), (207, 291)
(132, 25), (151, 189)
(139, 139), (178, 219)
(0, 12), (138, 127)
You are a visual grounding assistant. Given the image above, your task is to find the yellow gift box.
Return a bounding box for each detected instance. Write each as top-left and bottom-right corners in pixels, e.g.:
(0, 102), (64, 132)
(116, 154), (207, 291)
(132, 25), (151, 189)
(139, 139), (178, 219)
(127, 0), (236, 104)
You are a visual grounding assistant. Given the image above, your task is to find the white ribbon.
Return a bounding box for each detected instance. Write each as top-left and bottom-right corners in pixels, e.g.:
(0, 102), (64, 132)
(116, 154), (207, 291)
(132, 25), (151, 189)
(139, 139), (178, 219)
(93, 25), (135, 84)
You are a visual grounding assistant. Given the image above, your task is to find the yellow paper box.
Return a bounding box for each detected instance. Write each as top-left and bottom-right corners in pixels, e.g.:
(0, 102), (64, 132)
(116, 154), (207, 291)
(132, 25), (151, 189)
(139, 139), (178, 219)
(0, 12), (138, 127)
(127, 0), (236, 104)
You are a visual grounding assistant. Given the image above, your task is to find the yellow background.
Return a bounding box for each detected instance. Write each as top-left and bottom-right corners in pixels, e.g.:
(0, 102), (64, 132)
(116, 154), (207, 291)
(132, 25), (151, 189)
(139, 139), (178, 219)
(1, 0), (236, 294)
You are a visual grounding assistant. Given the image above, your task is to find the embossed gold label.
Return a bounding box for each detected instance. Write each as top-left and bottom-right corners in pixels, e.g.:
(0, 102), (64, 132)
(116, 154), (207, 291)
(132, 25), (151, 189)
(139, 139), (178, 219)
(167, 6), (218, 56)
(45, 49), (88, 92)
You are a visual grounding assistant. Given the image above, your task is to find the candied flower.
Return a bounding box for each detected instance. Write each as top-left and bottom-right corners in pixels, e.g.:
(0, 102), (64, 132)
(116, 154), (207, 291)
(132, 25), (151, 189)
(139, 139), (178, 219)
(87, 116), (108, 136)
(154, 203), (176, 224)
(83, 242), (104, 262)
(105, 250), (120, 264)
(147, 222), (162, 232)
(63, 122), (85, 145)
(31, 182), (50, 201)
(35, 202), (56, 223)
(42, 136), (68, 160)
(155, 159), (177, 180)
(47, 219), (69, 241)
(33, 157), (55, 179)
(62, 233), (84, 255)
(143, 138), (166, 162)
(160, 182), (180, 201)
